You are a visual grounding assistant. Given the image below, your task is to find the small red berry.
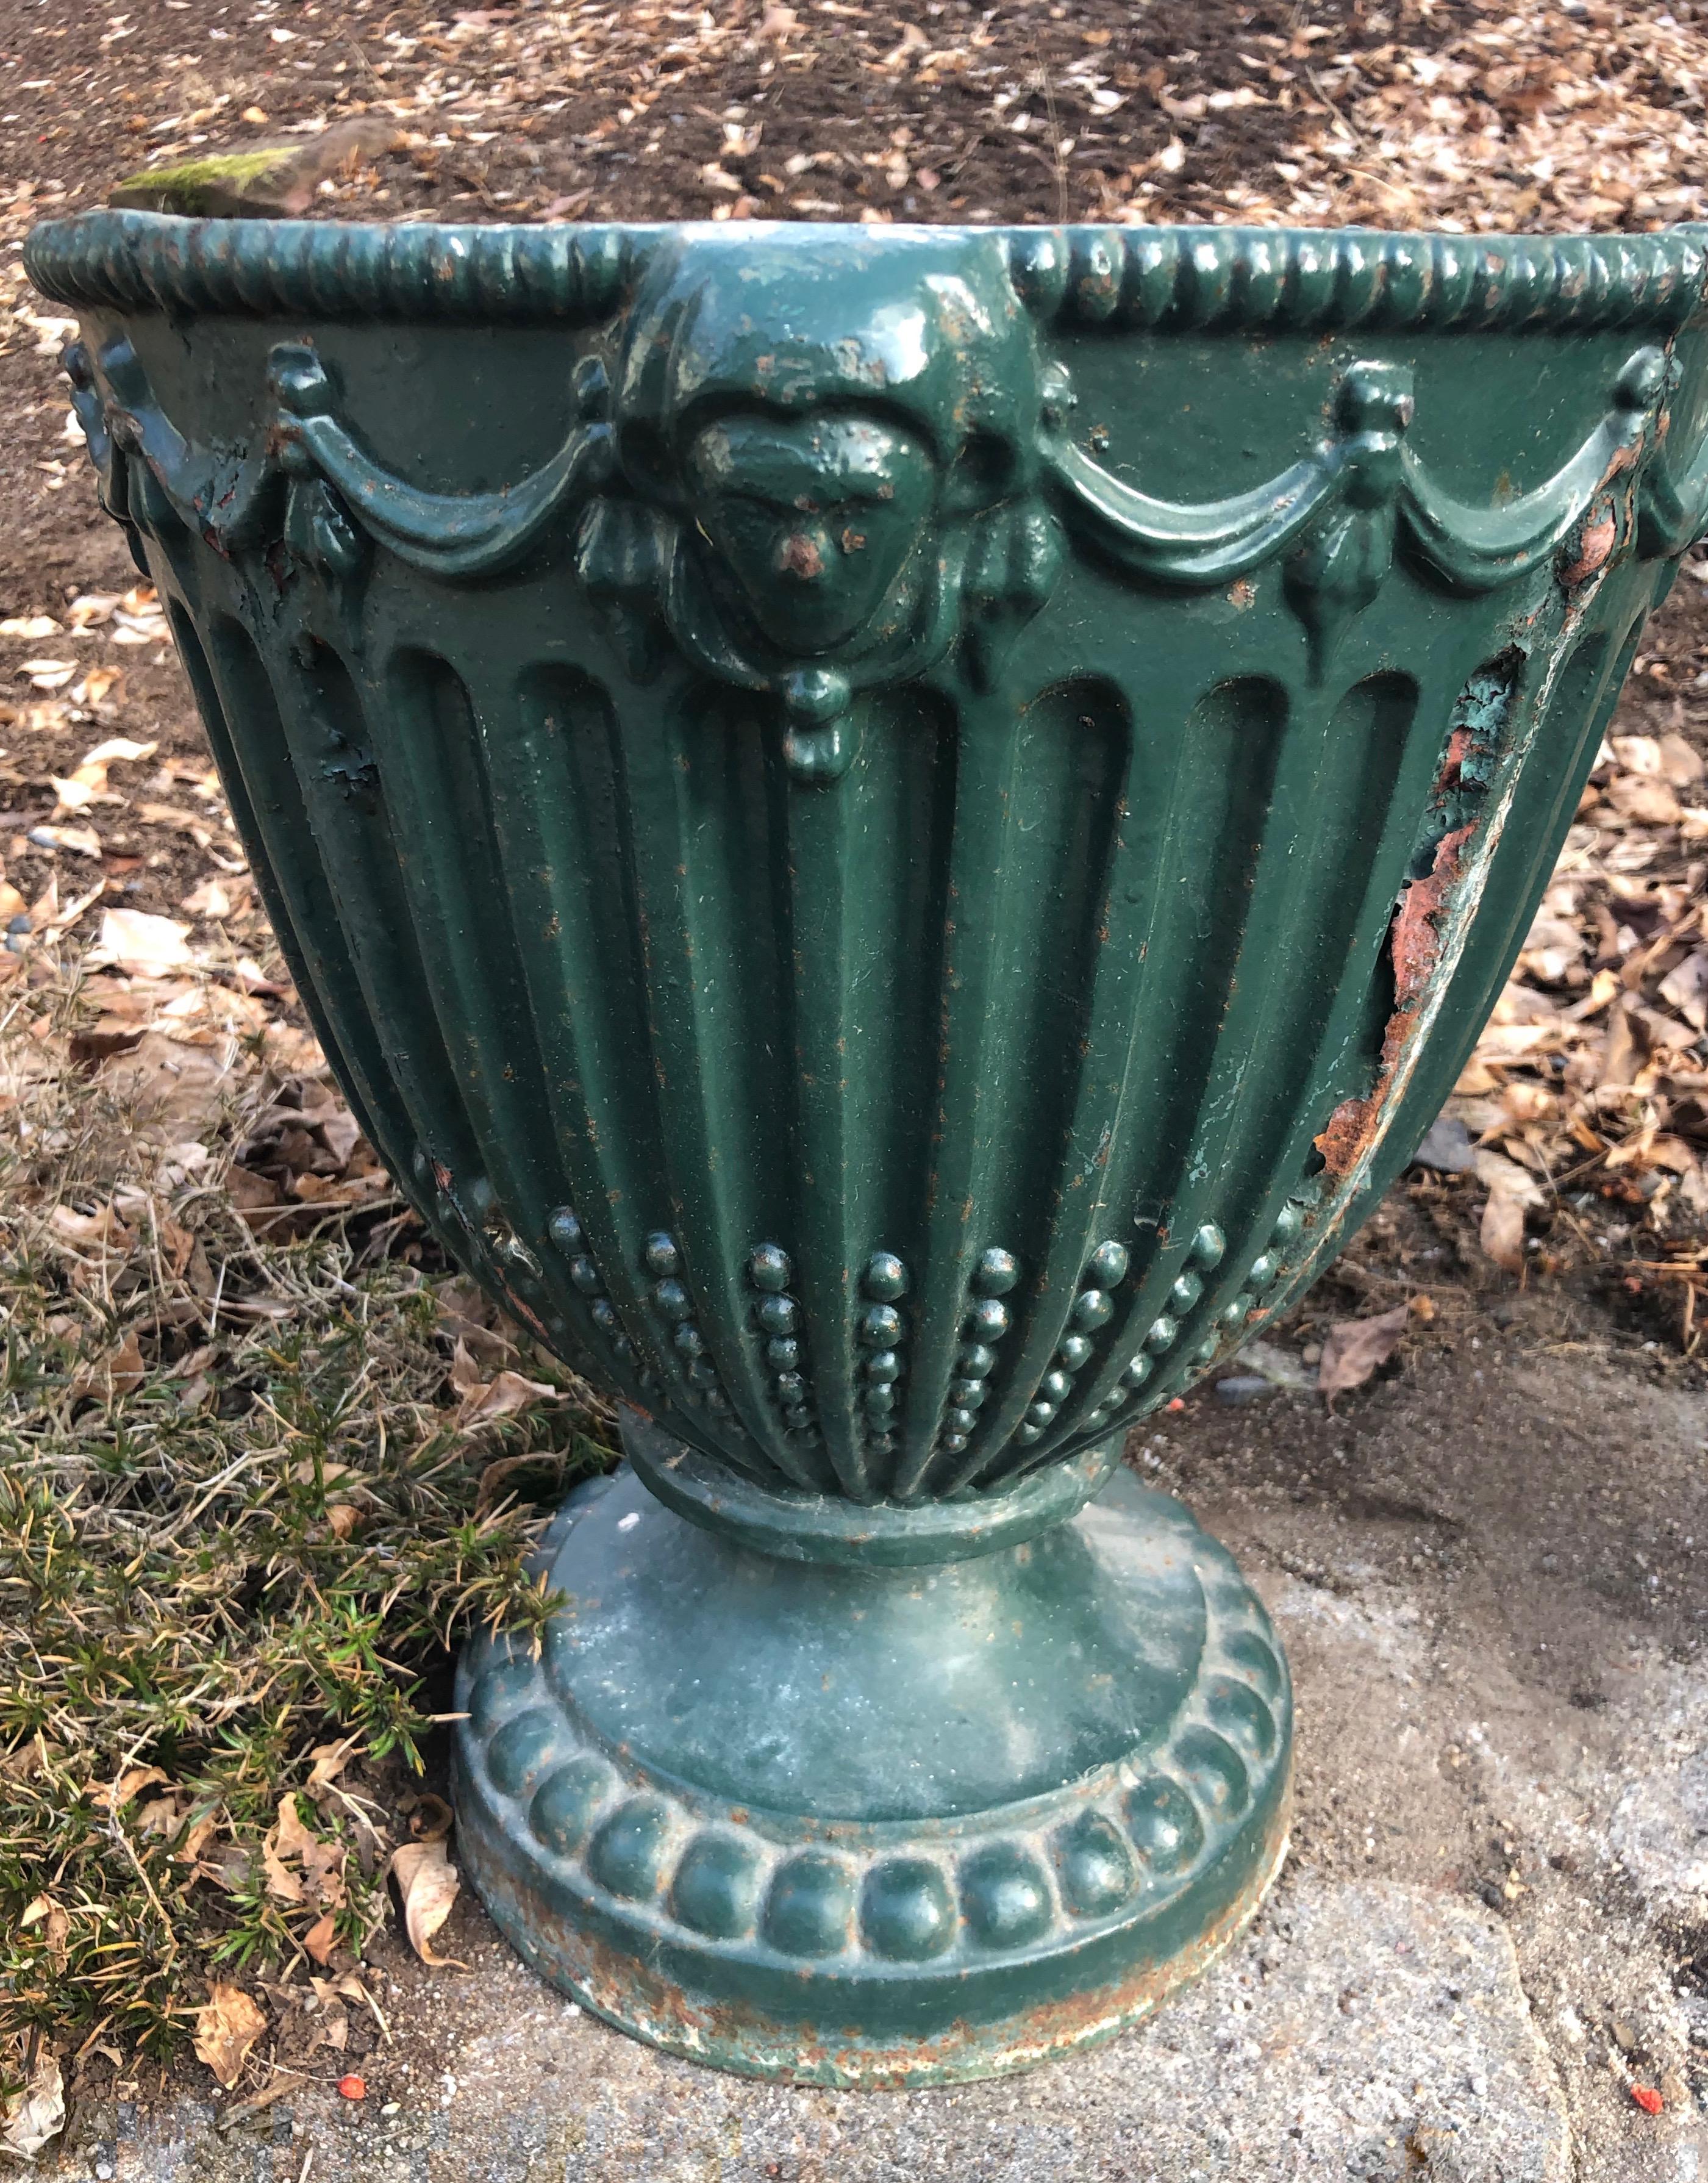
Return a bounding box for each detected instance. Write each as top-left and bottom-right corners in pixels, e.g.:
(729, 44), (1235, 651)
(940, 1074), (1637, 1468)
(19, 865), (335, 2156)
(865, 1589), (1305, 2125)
(337, 2074), (366, 2101)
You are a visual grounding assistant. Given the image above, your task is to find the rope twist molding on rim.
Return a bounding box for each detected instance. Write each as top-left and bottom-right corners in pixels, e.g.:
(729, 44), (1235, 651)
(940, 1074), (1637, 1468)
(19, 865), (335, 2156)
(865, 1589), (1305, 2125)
(24, 210), (1708, 331)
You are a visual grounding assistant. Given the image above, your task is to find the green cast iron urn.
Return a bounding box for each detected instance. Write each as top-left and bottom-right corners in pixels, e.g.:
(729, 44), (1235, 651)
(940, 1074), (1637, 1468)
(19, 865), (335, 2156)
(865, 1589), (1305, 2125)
(27, 208), (1708, 2085)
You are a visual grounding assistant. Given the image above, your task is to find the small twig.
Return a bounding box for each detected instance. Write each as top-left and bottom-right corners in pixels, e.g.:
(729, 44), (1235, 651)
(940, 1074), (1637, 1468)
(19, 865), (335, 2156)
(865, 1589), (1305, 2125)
(1030, 41), (1070, 224)
(1304, 63), (1367, 149)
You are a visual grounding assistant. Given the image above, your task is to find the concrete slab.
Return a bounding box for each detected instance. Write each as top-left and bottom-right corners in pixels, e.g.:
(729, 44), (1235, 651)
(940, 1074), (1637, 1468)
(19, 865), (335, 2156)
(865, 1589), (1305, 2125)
(45, 1874), (1568, 2183)
(38, 1340), (1708, 2182)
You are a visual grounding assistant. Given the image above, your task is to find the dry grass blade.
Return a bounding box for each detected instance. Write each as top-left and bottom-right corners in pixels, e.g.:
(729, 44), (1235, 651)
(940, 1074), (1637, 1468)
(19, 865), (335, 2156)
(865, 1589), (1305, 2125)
(0, 940), (614, 2084)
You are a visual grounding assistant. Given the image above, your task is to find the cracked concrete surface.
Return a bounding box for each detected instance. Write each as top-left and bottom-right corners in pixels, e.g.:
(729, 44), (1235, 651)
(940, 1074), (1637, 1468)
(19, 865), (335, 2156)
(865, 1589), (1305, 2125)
(38, 1336), (1708, 2181)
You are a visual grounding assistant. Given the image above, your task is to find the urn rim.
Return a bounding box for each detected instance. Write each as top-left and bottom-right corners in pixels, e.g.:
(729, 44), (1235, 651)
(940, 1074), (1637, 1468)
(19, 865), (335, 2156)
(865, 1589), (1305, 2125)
(24, 206), (1708, 337)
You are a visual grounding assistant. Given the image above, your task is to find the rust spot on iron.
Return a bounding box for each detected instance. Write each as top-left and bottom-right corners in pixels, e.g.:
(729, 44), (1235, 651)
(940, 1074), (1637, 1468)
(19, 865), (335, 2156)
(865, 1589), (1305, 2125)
(1560, 503), (1617, 587)
(1315, 820), (1476, 1181)
(504, 1291), (554, 1346)
(779, 530), (826, 581)
(468, 1790), (1289, 2087)
(1390, 821), (1474, 999)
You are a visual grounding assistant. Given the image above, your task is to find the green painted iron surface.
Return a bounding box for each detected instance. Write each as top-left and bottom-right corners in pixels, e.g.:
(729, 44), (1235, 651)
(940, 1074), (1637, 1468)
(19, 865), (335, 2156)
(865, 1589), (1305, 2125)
(27, 212), (1708, 1508)
(30, 207), (1708, 2081)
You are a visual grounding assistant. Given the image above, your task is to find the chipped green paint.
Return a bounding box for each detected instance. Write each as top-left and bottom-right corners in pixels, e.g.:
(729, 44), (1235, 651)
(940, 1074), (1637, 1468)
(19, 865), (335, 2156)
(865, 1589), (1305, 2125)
(28, 207), (1708, 2082)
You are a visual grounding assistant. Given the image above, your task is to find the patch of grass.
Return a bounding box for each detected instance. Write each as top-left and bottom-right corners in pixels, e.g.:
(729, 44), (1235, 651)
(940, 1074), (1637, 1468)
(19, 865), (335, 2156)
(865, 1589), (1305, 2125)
(0, 956), (617, 2079)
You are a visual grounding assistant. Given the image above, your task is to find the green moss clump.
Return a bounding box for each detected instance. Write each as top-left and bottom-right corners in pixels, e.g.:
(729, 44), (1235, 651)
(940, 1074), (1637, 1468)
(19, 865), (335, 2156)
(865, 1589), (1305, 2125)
(109, 147), (298, 217)
(118, 148), (292, 190)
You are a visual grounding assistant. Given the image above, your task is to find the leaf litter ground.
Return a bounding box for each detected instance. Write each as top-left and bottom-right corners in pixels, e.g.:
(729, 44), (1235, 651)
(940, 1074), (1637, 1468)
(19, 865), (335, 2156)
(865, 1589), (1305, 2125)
(2, 0), (1708, 2149)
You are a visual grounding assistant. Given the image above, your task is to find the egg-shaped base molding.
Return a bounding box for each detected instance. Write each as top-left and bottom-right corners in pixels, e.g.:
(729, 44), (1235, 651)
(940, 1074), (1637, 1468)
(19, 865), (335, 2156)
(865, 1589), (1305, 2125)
(452, 1425), (1292, 2087)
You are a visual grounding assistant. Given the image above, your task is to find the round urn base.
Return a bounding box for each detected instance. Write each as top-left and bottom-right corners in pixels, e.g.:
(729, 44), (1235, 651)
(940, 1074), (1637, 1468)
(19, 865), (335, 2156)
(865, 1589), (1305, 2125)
(452, 1425), (1292, 2087)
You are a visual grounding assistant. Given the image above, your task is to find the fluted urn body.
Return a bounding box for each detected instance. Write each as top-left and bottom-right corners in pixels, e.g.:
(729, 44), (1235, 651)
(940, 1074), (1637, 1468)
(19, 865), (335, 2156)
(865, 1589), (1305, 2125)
(30, 209), (1708, 2084)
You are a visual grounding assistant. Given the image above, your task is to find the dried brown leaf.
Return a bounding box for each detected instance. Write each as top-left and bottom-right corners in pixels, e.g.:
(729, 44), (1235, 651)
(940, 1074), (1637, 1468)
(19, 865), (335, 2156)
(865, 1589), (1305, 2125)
(98, 1033), (234, 1136)
(389, 1838), (465, 1967)
(192, 1982), (267, 2089)
(1, 2051), (64, 2161)
(274, 1791), (318, 1864)
(49, 1202), (134, 1253)
(67, 1330), (146, 1403)
(20, 1893), (70, 1966)
(261, 1835), (306, 1905)
(1479, 1188), (1528, 1272)
(1606, 773), (1684, 826)
(175, 1810), (220, 1866)
(90, 1763), (170, 1810)
(455, 1368), (559, 1429)
(1472, 1147), (1545, 1271)
(302, 1740), (358, 1801)
(266, 1792), (349, 1909)
(302, 1910), (340, 1966)
(1659, 950), (1708, 1031)
(90, 907), (194, 977)
(1659, 732), (1706, 788)
(1317, 1302), (1410, 1400)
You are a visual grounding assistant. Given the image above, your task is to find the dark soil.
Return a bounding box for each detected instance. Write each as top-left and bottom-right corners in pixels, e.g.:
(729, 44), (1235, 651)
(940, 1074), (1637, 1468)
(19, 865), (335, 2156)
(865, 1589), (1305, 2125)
(4, 0), (1708, 1332)
(0, 0), (1439, 937)
(3, 0), (1455, 231)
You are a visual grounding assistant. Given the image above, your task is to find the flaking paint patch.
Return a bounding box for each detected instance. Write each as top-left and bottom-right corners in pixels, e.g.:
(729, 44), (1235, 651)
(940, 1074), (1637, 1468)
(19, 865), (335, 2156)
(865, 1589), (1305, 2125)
(1315, 819), (1474, 1182)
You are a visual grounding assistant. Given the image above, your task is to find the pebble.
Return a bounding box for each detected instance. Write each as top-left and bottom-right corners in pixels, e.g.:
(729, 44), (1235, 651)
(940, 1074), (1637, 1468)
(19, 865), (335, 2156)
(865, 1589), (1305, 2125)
(1231, 1338), (1317, 1391)
(1213, 1375), (1274, 1407)
(1412, 1114), (1477, 1173)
